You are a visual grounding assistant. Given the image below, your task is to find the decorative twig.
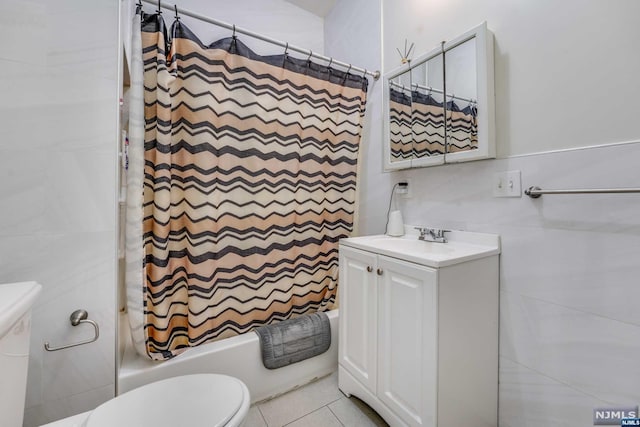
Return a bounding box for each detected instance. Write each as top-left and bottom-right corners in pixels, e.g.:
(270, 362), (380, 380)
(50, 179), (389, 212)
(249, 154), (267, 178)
(396, 39), (415, 64)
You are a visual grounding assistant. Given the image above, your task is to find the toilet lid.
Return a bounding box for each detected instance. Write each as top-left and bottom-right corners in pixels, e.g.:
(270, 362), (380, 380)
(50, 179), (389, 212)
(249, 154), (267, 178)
(84, 374), (247, 427)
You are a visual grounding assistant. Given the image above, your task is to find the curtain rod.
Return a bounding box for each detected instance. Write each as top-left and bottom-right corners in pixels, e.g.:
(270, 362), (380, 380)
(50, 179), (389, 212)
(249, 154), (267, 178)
(390, 81), (476, 105)
(139, 0), (380, 81)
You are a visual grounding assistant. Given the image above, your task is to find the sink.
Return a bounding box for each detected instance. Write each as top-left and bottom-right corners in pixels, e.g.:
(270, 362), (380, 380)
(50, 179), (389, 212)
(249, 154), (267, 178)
(367, 236), (455, 255)
(340, 230), (500, 268)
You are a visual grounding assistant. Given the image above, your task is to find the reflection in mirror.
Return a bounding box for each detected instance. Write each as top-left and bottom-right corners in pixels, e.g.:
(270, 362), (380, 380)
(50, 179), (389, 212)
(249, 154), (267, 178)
(411, 54), (445, 160)
(382, 22), (494, 170)
(445, 37), (478, 154)
(388, 69), (413, 163)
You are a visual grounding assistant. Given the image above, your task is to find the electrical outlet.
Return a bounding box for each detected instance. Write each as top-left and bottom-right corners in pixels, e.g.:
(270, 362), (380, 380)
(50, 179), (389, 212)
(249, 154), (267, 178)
(399, 178), (412, 198)
(493, 170), (522, 197)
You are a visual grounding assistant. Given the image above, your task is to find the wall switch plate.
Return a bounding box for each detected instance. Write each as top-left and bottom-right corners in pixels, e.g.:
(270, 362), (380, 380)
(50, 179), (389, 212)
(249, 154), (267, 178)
(493, 170), (522, 197)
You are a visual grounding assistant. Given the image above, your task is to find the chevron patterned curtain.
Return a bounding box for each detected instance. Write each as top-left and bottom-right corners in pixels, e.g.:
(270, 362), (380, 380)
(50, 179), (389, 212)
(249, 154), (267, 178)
(388, 88), (412, 161)
(138, 15), (368, 360)
(412, 89), (445, 157)
(446, 100), (478, 153)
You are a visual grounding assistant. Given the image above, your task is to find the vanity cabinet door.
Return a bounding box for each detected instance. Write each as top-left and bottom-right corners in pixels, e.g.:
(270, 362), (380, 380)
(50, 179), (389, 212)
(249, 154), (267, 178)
(339, 246), (378, 393)
(377, 255), (438, 427)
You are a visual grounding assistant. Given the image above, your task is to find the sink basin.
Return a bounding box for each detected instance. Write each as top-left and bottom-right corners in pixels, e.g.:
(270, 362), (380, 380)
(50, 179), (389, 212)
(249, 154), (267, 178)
(367, 236), (455, 255)
(340, 230), (500, 268)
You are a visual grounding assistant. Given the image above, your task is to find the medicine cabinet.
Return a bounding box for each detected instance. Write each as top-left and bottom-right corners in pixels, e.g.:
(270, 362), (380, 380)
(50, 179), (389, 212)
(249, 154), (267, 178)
(383, 22), (495, 170)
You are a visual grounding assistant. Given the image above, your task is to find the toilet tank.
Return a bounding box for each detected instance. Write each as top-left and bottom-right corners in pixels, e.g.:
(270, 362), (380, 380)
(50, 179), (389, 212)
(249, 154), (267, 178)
(0, 281), (42, 427)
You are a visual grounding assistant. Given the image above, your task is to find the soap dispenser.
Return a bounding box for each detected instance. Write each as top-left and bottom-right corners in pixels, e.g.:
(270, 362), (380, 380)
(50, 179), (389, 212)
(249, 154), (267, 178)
(387, 209), (404, 236)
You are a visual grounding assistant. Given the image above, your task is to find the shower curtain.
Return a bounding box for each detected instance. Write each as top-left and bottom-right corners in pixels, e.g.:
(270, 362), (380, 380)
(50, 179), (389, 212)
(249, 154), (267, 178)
(388, 87), (412, 161)
(446, 100), (478, 153)
(127, 12), (368, 360)
(411, 89), (445, 157)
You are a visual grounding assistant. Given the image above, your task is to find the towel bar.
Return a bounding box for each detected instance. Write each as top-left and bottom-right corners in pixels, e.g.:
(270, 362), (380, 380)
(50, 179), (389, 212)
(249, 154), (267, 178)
(44, 309), (99, 352)
(525, 186), (640, 198)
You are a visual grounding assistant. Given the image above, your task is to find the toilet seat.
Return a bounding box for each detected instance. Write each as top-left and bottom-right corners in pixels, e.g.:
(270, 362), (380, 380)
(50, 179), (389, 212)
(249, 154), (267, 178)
(83, 374), (250, 427)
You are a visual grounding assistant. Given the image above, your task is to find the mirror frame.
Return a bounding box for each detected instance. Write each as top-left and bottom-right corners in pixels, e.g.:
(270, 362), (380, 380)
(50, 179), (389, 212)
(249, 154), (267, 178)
(382, 22), (495, 171)
(442, 22), (495, 164)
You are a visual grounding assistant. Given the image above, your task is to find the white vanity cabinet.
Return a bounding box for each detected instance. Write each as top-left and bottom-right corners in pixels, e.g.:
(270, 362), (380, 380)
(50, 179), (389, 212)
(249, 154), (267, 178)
(338, 232), (500, 427)
(338, 247), (379, 392)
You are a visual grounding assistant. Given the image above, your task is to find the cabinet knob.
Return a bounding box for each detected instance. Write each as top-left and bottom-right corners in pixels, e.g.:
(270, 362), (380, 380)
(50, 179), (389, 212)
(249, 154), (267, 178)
(366, 266), (373, 273)
(376, 268), (383, 276)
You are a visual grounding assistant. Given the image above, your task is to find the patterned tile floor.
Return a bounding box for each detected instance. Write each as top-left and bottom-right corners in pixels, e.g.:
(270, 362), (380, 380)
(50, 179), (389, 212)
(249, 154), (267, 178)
(245, 372), (389, 427)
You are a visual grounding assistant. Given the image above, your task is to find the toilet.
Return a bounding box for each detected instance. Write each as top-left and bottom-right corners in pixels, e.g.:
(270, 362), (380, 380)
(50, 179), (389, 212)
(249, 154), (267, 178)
(0, 281), (250, 427)
(79, 373), (250, 427)
(0, 281), (42, 427)
(41, 375), (250, 427)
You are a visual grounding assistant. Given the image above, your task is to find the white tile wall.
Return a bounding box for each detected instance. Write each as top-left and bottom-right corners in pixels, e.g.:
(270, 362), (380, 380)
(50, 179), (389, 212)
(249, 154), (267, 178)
(325, 0), (395, 236)
(400, 144), (640, 423)
(326, 0), (640, 424)
(161, 0), (325, 57)
(0, 0), (119, 425)
(498, 357), (608, 427)
(2, 0), (636, 424)
(0, 0), (329, 425)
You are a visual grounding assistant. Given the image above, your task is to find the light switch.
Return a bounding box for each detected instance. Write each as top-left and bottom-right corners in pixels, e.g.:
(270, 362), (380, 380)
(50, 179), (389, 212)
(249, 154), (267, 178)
(493, 170), (522, 197)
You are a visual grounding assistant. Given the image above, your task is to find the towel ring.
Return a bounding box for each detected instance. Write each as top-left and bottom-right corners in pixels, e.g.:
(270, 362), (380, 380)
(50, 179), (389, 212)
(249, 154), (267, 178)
(44, 309), (100, 352)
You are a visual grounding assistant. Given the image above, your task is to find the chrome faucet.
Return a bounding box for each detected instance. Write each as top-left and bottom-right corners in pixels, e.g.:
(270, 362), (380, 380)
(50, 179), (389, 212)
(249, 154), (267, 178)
(414, 227), (449, 243)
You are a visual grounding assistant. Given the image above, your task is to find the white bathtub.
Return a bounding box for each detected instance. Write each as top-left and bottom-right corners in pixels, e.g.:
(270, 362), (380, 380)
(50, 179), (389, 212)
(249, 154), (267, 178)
(119, 309), (339, 403)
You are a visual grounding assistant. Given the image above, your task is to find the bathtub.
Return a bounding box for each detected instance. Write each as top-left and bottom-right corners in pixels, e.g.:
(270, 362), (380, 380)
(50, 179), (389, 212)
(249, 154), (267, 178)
(118, 309), (339, 403)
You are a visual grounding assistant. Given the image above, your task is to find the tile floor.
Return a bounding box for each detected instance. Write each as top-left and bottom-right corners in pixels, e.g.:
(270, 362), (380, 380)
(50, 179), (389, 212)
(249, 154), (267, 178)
(245, 372), (389, 427)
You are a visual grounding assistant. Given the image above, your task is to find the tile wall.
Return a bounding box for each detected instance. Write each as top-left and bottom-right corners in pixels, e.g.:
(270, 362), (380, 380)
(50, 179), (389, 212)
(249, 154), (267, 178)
(325, 0), (393, 236)
(0, 0), (119, 425)
(2, 0), (637, 425)
(326, 0), (640, 424)
(0, 0), (326, 423)
(395, 142), (640, 426)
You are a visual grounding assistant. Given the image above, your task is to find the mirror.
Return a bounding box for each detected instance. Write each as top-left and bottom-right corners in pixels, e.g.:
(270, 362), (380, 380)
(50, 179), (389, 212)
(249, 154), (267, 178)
(383, 22), (494, 171)
(387, 67), (413, 168)
(445, 37), (477, 156)
(410, 49), (445, 168)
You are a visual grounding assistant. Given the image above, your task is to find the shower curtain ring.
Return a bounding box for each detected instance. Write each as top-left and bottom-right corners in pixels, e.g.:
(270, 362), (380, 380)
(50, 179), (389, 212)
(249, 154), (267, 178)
(282, 43), (289, 68)
(362, 68), (368, 78)
(307, 50), (313, 62)
(346, 64), (352, 74)
(327, 57), (333, 68)
(174, 4), (180, 20)
(157, 0), (162, 14)
(232, 24), (236, 38)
